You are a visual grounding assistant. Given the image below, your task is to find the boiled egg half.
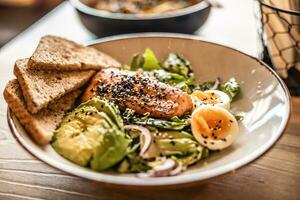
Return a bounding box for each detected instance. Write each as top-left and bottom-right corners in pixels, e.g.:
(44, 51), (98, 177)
(191, 90), (231, 110)
(191, 105), (238, 150)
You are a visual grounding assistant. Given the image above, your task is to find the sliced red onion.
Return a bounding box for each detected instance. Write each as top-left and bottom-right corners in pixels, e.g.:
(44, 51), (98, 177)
(153, 159), (176, 172)
(125, 125), (153, 157)
(169, 165), (184, 176)
(138, 158), (177, 178)
(136, 159), (185, 178)
(211, 78), (221, 90)
(150, 159), (176, 177)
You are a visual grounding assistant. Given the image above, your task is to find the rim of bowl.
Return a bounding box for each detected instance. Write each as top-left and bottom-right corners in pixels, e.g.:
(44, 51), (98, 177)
(7, 33), (291, 187)
(69, 0), (211, 20)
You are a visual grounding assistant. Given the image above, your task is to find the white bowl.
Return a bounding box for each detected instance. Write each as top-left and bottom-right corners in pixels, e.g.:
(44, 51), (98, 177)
(8, 34), (291, 188)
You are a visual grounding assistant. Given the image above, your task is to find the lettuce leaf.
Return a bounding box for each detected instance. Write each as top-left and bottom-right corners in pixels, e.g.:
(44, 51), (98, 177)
(162, 53), (192, 78)
(219, 78), (241, 101)
(141, 48), (161, 71)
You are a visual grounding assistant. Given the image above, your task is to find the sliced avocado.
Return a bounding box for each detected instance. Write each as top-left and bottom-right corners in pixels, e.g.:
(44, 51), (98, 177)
(154, 131), (194, 139)
(52, 106), (112, 166)
(156, 131), (207, 166)
(78, 97), (124, 130)
(142, 130), (207, 167)
(52, 99), (131, 171)
(157, 138), (199, 156)
(91, 129), (130, 171)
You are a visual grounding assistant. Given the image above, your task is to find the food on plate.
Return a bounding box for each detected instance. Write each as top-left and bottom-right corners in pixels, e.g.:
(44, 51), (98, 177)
(3, 80), (81, 144)
(192, 89), (231, 110)
(52, 98), (130, 170)
(4, 35), (116, 144)
(14, 58), (95, 113)
(4, 36), (243, 177)
(28, 35), (121, 71)
(191, 105), (238, 150)
(54, 47), (241, 176)
(82, 68), (193, 118)
(81, 0), (201, 15)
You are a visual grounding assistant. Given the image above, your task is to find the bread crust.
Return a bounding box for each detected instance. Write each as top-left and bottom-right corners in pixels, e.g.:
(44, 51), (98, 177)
(28, 35), (121, 71)
(14, 58), (95, 114)
(3, 80), (81, 144)
(4, 35), (122, 144)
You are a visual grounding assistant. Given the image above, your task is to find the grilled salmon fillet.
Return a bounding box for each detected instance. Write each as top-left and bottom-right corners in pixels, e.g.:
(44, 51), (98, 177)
(82, 68), (193, 118)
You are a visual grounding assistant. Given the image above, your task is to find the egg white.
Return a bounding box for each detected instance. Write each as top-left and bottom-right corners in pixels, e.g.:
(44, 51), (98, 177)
(192, 90), (231, 110)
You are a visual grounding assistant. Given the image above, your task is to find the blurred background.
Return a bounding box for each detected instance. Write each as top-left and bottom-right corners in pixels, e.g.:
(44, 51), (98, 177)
(0, 0), (299, 94)
(0, 0), (63, 47)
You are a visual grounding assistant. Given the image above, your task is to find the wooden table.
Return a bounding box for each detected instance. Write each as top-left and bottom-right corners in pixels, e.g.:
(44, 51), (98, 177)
(0, 1), (299, 199)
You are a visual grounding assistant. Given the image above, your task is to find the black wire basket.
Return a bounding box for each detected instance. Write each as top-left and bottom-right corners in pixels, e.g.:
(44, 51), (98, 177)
(257, 0), (300, 96)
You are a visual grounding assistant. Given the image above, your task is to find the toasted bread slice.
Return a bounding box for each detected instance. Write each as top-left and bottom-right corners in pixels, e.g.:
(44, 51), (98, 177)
(14, 58), (95, 114)
(28, 35), (121, 71)
(4, 80), (80, 144)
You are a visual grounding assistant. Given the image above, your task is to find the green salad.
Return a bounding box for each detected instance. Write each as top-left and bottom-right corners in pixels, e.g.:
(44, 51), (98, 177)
(52, 48), (241, 177)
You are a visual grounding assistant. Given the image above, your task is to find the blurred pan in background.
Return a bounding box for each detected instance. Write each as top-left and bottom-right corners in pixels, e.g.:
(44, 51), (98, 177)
(70, 0), (211, 36)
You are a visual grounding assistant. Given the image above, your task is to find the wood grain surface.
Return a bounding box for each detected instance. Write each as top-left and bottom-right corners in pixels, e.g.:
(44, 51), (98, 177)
(0, 98), (299, 200)
(0, 1), (299, 200)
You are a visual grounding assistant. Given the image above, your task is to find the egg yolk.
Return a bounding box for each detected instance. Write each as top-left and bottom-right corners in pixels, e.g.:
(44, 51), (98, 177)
(192, 91), (220, 105)
(194, 109), (232, 140)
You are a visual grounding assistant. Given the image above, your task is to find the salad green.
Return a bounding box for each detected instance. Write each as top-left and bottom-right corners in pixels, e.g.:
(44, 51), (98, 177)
(52, 48), (242, 177)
